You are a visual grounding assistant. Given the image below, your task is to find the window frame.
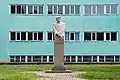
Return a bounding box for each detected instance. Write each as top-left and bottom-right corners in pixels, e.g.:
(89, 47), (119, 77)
(9, 4), (44, 15)
(9, 31), (44, 41)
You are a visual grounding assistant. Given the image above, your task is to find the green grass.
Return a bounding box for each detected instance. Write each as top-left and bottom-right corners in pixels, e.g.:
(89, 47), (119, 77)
(67, 65), (120, 80)
(0, 65), (120, 80)
(0, 65), (51, 80)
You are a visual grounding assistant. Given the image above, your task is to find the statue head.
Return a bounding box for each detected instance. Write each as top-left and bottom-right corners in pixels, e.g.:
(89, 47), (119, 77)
(56, 16), (61, 23)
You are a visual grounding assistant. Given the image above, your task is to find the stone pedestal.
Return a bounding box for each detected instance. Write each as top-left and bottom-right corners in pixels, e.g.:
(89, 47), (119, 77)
(45, 35), (72, 73)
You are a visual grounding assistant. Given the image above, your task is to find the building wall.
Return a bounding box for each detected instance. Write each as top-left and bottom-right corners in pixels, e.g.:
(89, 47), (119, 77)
(0, 0), (120, 62)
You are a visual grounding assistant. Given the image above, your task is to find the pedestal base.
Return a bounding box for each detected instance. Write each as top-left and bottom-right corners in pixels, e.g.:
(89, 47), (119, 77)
(45, 70), (72, 73)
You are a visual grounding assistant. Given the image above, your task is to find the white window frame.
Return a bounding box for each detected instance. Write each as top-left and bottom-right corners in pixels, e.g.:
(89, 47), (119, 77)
(46, 31), (54, 41)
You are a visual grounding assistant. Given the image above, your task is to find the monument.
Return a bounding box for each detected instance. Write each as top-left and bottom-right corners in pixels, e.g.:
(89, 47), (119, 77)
(46, 16), (71, 73)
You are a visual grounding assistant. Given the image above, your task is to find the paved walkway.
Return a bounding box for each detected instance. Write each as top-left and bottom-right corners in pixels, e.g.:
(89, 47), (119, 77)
(35, 71), (86, 80)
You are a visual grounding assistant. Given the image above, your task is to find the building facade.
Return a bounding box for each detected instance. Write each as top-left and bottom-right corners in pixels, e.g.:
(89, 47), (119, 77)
(0, 0), (120, 63)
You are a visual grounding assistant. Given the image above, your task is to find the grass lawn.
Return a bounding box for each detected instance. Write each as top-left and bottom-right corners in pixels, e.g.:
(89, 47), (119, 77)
(0, 65), (120, 80)
(0, 65), (51, 80)
(67, 65), (120, 80)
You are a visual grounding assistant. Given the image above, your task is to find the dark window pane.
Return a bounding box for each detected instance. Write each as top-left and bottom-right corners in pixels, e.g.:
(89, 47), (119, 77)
(10, 56), (14, 62)
(106, 56), (114, 62)
(65, 32), (69, 40)
(17, 32), (20, 40)
(84, 5), (91, 15)
(71, 5), (74, 14)
(11, 5), (15, 14)
(65, 5), (69, 14)
(75, 32), (80, 40)
(48, 32), (52, 40)
(71, 56), (76, 62)
(27, 56), (31, 62)
(10, 32), (16, 40)
(33, 56), (41, 62)
(58, 5), (63, 14)
(78, 56), (82, 62)
(38, 32), (43, 40)
(99, 56), (104, 62)
(34, 5), (38, 14)
(66, 56), (70, 62)
(97, 32), (104, 41)
(93, 56), (97, 62)
(75, 5), (80, 14)
(106, 4), (110, 14)
(21, 56), (25, 62)
(115, 56), (119, 62)
(54, 5), (57, 14)
(39, 5), (43, 14)
(22, 5), (26, 14)
(70, 33), (74, 40)
(43, 56), (47, 62)
(16, 56), (20, 62)
(84, 32), (91, 41)
(34, 32), (37, 40)
(48, 5), (52, 14)
(111, 4), (118, 14)
(97, 5), (104, 14)
(17, 5), (21, 14)
(111, 32), (117, 41)
(83, 56), (91, 62)
(106, 33), (110, 40)
(92, 33), (95, 40)
(21, 32), (26, 40)
(93, 5), (97, 14)
(28, 5), (33, 14)
(28, 32), (33, 40)
(49, 56), (53, 62)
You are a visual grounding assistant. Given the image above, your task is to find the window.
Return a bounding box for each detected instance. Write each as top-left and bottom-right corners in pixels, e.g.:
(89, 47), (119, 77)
(21, 32), (26, 40)
(47, 32), (54, 41)
(97, 32), (104, 41)
(84, 32), (91, 41)
(70, 32), (74, 40)
(28, 32), (33, 40)
(16, 56), (20, 62)
(10, 4), (43, 15)
(10, 56), (14, 62)
(93, 56), (97, 62)
(10, 32), (16, 40)
(43, 56), (47, 62)
(49, 56), (53, 62)
(21, 56), (25, 62)
(17, 32), (20, 40)
(115, 56), (119, 62)
(84, 32), (117, 41)
(47, 5), (80, 15)
(111, 32), (117, 41)
(78, 56), (82, 62)
(97, 5), (104, 14)
(71, 56), (76, 62)
(84, 5), (92, 15)
(83, 56), (91, 62)
(27, 56), (32, 62)
(66, 56), (70, 62)
(33, 56), (41, 62)
(106, 32), (117, 41)
(17, 5), (21, 14)
(65, 32), (80, 41)
(10, 5), (15, 14)
(99, 56), (104, 62)
(106, 4), (118, 14)
(84, 4), (118, 15)
(105, 56), (114, 62)
(10, 31), (43, 41)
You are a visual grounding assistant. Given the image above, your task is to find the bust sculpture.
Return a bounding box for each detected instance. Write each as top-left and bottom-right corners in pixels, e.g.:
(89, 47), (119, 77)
(52, 16), (65, 39)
